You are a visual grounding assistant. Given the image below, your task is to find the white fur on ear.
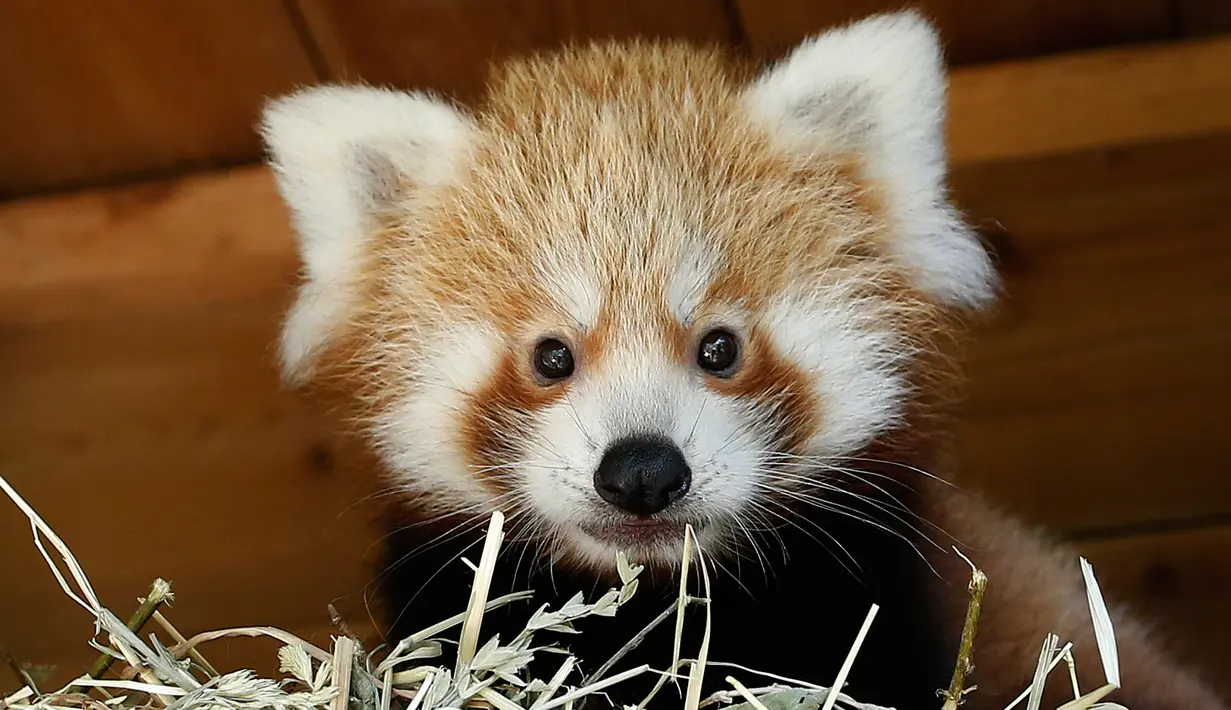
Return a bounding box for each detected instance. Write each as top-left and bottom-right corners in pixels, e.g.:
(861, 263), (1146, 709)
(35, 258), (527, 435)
(743, 11), (997, 309)
(259, 86), (473, 384)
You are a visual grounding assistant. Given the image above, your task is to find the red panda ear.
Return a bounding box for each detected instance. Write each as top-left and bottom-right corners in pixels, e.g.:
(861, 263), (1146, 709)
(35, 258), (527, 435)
(259, 86), (474, 386)
(742, 10), (998, 311)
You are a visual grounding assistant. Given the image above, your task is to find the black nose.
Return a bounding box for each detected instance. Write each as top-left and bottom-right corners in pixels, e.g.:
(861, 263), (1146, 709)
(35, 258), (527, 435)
(593, 437), (691, 516)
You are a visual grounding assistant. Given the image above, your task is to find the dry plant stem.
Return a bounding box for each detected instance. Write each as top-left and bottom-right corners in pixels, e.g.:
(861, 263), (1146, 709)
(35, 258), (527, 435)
(112, 659), (177, 707)
(331, 636), (355, 710)
(134, 668), (175, 708)
(530, 657), (576, 710)
(683, 526), (714, 710)
(820, 604), (879, 710)
(406, 672), (436, 710)
(725, 677), (771, 710)
(86, 579), (174, 681)
(0, 642), (41, 697)
(1062, 648), (1080, 699)
(150, 611), (218, 677)
(37, 691), (113, 710)
(942, 565), (988, 710)
(0, 475), (1131, 710)
(1055, 683), (1117, 710)
(1001, 642), (1073, 710)
(699, 685), (790, 709)
(329, 603), (358, 641)
(672, 530), (695, 674)
(584, 602), (678, 685)
(536, 665), (652, 710)
(457, 511), (505, 676)
(170, 627), (331, 663)
(402, 591), (534, 649)
(637, 526), (698, 709)
(379, 668), (394, 710)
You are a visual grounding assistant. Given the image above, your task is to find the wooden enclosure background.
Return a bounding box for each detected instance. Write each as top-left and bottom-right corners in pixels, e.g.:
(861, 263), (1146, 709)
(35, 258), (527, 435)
(2, 0), (1230, 699)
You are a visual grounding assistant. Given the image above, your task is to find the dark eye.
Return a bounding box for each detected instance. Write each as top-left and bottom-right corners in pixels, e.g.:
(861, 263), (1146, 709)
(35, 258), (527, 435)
(533, 338), (575, 381)
(697, 329), (739, 375)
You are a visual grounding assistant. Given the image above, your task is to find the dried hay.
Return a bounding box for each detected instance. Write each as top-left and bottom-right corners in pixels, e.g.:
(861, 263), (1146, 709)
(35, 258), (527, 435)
(0, 472), (1127, 710)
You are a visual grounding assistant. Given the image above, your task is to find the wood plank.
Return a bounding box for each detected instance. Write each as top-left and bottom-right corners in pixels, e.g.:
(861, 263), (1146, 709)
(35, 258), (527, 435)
(0, 0), (319, 197)
(0, 299), (387, 681)
(951, 132), (1231, 531)
(2, 0), (1221, 195)
(0, 169), (297, 326)
(295, 0), (738, 103)
(943, 34), (1231, 535)
(734, 0), (1173, 64)
(947, 34), (1231, 165)
(0, 170), (384, 684)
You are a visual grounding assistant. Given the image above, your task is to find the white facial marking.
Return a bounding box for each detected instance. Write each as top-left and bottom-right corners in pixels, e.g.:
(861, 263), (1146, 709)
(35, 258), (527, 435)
(666, 241), (723, 326)
(764, 292), (911, 454)
(374, 322), (503, 506)
(534, 249), (602, 329)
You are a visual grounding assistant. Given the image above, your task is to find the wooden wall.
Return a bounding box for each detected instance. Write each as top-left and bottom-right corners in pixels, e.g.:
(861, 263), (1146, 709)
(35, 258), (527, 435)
(3, 0), (1231, 196)
(1, 0), (1229, 701)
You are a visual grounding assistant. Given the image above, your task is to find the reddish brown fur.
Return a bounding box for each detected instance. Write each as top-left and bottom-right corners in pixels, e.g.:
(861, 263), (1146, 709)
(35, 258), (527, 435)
(284, 38), (1225, 709)
(705, 327), (821, 453)
(462, 349), (569, 492)
(315, 40), (957, 483)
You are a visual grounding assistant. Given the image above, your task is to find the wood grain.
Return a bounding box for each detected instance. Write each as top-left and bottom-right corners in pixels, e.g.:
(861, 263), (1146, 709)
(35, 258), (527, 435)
(0, 302), (386, 679)
(295, 0), (738, 103)
(947, 35), (1231, 166)
(951, 132), (1231, 531)
(0, 169), (384, 683)
(0, 169), (297, 326)
(733, 0), (1172, 63)
(4, 0), (1226, 194)
(0, 0), (319, 197)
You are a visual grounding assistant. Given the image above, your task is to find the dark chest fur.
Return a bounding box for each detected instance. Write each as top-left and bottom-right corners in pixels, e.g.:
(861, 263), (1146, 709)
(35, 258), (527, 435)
(376, 501), (963, 710)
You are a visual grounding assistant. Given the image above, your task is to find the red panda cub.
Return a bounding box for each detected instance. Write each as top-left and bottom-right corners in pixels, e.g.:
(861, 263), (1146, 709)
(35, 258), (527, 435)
(260, 11), (1226, 710)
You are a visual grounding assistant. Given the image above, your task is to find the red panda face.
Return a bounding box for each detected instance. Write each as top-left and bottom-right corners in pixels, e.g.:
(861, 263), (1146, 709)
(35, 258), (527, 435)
(260, 13), (996, 574)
